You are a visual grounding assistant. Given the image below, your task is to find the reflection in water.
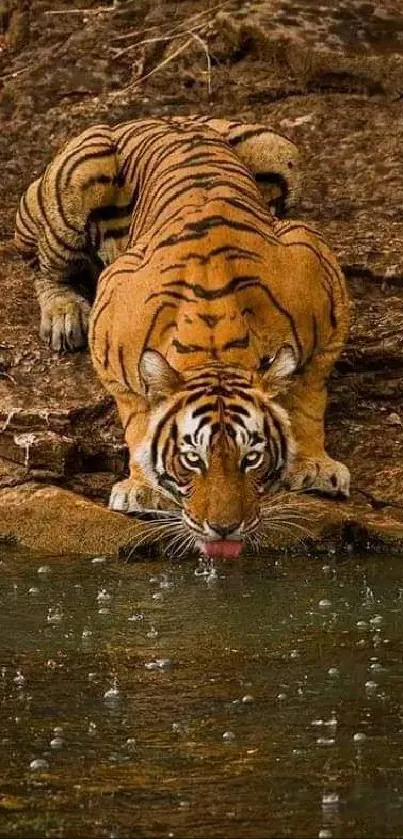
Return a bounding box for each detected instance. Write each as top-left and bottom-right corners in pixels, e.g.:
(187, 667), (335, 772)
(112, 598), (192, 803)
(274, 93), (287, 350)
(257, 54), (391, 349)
(0, 549), (402, 838)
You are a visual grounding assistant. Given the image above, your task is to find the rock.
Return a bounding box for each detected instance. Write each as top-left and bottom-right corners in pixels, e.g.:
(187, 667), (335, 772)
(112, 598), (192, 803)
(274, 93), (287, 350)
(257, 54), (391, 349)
(385, 412), (402, 427)
(0, 483), (140, 556)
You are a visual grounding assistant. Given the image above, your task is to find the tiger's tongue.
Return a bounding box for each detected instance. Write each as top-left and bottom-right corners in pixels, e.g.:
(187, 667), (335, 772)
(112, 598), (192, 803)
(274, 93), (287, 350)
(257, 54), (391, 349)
(202, 540), (243, 559)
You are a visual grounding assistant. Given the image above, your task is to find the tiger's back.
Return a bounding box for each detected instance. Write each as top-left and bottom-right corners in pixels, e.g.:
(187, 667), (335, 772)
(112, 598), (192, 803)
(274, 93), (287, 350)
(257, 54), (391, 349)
(89, 120), (346, 397)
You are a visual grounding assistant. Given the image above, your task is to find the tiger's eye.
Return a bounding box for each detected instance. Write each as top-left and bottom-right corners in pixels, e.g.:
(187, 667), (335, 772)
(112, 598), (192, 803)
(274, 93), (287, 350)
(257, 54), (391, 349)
(241, 451), (264, 471)
(180, 451), (204, 470)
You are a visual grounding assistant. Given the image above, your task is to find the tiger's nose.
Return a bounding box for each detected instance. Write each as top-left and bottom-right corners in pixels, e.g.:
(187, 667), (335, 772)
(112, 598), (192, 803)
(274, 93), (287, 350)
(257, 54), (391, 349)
(206, 521), (241, 538)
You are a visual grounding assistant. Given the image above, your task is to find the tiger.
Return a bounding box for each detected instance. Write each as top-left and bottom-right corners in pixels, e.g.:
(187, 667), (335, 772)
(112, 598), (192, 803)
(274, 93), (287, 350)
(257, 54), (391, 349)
(14, 115), (350, 558)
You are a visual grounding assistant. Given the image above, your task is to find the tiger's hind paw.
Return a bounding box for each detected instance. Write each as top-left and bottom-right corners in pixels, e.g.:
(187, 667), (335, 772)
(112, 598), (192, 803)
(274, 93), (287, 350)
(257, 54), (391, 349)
(285, 455), (350, 499)
(109, 478), (177, 515)
(40, 295), (90, 352)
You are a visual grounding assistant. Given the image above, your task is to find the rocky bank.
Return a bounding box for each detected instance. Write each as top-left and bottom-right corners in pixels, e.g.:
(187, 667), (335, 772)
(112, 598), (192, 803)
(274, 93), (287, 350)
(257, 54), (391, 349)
(1, 0), (403, 558)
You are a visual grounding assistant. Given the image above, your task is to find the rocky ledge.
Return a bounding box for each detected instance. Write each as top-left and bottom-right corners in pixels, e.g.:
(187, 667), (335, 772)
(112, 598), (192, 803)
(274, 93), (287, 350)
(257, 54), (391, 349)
(1, 0), (403, 558)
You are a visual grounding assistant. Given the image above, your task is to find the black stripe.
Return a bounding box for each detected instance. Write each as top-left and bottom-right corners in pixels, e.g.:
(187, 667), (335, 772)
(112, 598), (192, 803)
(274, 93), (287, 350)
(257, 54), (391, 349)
(20, 190), (37, 229)
(192, 402), (217, 418)
(88, 192), (137, 223)
(161, 274), (259, 301)
(156, 216), (273, 250)
(140, 301), (177, 366)
(118, 345), (131, 390)
(65, 146), (116, 188)
(103, 332), (110, 369)
(226, 404), (250, 417)
(103, 224), (130, 241)
(172, 339), (206, 354)
(37, 178), (80, 257)
(151, 398), (184, 467)
(198, 313), (222, 328)
(82, 173), (113, 189)
(222, 333), (250, 351)
(195, 415), (211, 439)
(229, 126), (294, 146)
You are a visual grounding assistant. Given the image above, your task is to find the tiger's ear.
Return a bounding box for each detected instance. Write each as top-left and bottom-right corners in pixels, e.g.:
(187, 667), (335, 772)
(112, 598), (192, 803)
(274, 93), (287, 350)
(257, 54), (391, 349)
(140, 350), (183, 405)
(259, 345), (297, 394)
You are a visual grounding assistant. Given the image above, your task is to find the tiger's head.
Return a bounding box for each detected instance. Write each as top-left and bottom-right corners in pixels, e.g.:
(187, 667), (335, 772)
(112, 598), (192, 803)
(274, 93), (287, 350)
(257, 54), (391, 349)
(134, 347), (299, 558)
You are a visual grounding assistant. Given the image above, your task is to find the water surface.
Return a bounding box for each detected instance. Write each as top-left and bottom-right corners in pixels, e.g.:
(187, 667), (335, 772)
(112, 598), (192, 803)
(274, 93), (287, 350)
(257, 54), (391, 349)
(0, 548), (402, 838)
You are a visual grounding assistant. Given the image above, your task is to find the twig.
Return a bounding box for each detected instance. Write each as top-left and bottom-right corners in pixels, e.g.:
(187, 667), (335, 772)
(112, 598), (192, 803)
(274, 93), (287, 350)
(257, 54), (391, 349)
(111, 1), (230, 45)
(44, 7), (114, 14)
(117, 36), (194, 94)
(0, 67), (30, 82)
(187, 30), (212, 96)
(112, 21), (209, 60)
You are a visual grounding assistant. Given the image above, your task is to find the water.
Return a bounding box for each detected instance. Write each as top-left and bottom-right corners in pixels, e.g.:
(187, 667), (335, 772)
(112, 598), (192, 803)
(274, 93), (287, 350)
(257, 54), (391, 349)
(0, 548), (402, 838)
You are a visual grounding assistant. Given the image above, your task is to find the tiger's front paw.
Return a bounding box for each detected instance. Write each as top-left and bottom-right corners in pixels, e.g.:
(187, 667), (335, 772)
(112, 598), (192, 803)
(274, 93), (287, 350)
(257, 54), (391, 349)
(40, 296), (90, 352)
(109, 478), (176, 515)
(285, 455), (350, 499)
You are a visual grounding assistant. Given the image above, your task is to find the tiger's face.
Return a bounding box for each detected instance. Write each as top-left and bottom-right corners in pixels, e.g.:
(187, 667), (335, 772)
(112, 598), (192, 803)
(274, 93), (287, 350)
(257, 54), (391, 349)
(136, 350), (297, 556)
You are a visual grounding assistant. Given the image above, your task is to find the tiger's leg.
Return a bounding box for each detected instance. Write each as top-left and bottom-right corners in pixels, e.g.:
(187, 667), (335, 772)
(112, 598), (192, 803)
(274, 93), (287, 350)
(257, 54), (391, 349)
(106, 394), (175, 513)
(15, 124), (126, 351)
(34, 272), (93, 352)
(169, 115), (301, 215)
(282, 355), (350, 498)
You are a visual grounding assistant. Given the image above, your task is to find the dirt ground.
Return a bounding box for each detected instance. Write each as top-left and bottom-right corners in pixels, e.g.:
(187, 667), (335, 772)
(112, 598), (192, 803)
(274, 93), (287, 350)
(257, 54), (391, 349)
(1, 0), (403, 556)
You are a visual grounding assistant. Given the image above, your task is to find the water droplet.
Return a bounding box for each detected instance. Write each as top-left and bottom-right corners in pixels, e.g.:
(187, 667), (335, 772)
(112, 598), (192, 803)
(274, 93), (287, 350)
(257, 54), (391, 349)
(327, 667), (339, 677)
(47, 606), (63, 624)
(277, 693), (287, 701)
(370, 615), (383, 626)
(223, 730), (236, 742)
(88, 672), (97, 681)
(241, 694), (254, 704)
(353, 732), (367, 743)
(152, 592), (164, 601)
(365, 680), (378, 692)
(311, 719), (324, 727)
(356, 620), (369, 631)
(319, 830), (332, 838)
(97, 588), (112, 604)
(13, 671), (25, 686)
(104, 685), (120, 702)
(319, 599), (331, 608)
(159, 575), (172, 589)
(50, 737), (64, 749)
(290, 649), (299, 659)
(322, 792), (339, 805)
(369, 662), (383, 672)
(29, 758), (49, 771)
(125, 738), (136, 749)
(91, 556), (107, 565)
(98, 607), (110, 615)
(316, 738), (335, 746)
(37, 565), (51, 575)
(144, 658), (171, 671)
(88, 721), (97, 734)
(82, 627), (92, 638)
(28, 586), (39, 595)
